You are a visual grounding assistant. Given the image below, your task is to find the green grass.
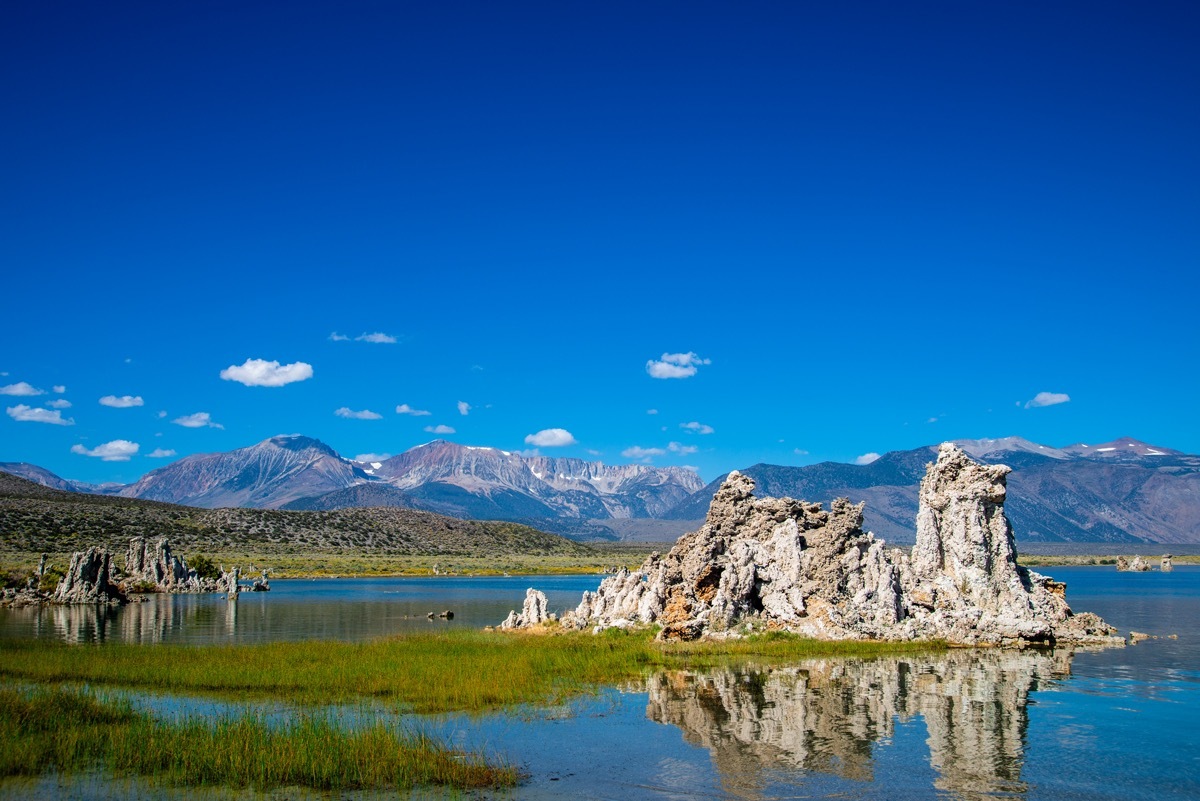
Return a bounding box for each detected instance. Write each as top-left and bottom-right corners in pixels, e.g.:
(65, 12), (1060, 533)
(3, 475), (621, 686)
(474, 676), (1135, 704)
(0, 628), (944, 714)
(0, 685), (516, 791)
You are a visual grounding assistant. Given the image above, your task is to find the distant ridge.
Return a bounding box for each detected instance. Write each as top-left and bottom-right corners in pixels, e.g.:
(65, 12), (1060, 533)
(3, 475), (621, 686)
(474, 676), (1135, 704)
(4, 435), (1198, 544)
(665, 437), (1200, 545)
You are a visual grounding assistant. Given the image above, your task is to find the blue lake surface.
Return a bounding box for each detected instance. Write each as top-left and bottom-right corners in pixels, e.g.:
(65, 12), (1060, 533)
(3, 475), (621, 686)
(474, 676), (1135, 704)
(1, 567), (1198, 800)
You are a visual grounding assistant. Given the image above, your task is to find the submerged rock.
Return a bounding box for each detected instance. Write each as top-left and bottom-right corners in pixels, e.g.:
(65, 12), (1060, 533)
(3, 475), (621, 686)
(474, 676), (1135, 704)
(546, 444), (1119, 647)
(52, 548), (126, 605)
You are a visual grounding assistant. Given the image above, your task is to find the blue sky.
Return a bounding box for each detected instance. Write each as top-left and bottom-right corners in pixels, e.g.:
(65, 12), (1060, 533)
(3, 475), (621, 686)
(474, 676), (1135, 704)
(3, 1), (1198, 484)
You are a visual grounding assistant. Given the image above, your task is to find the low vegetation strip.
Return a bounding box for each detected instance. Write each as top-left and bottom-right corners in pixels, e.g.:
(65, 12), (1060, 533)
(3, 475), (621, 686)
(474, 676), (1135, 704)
(0, 685), (517, 791)
(0, 629), (944, 714)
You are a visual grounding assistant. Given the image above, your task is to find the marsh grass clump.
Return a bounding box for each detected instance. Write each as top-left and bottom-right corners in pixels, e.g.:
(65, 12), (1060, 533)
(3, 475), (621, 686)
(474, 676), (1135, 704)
(0, 686), (516, 791)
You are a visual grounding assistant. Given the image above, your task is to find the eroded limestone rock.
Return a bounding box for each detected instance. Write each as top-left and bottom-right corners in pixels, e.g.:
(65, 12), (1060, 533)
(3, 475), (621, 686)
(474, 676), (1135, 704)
(52, 548), (126, 605)
(550, 443), (1120, 647)
(500, 588), (553, 629)
(124, 537), (215, 593)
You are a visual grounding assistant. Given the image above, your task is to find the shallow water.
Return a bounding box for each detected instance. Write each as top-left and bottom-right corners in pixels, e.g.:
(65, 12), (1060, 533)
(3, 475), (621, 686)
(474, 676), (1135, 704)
(2, 567), (1198, 800)
(0, 574), (601, 644)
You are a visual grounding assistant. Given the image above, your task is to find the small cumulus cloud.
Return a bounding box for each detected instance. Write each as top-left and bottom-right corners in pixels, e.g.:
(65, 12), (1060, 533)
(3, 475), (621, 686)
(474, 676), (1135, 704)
(100, 395), (144, 408)
(424, 424), (456, 434)
(1, 382), (44, 396)
(622, 445), (666, 460)
(157, 411), (167, 418)
(1025, 391), (1070, 409)
(680, 421), (714, 435)
(146, 448), (177, 458)
(927, 417), (938, 424)
(647, 409), (658, 415)
(646, 352), (710, 379)
(335, 407), (383, 420)
(173, 412), (223, 429)
(668, 441), (698, 455)
(354, 453), (392, 463)
(793, 448), (809, 456)
(7, 405), (74, 425)
(220, 358), (313, 387)
(53, 386), (66, 394)
(457, 401), (471, 416)
(46, 399), (72, 409)
(524, 428), (577, 448)
(854, 452), (881, 465)
(328, 332), (351, 342)
(71, 440), (139, 461)
(396, 404), (431, 416)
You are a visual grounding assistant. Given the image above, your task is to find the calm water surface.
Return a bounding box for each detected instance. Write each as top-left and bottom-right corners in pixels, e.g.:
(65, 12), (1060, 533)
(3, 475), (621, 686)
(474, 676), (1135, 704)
(2, 567), (1197, 800)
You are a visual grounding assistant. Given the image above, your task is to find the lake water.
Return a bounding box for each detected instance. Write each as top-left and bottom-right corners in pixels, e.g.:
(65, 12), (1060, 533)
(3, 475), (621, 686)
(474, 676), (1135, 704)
(2, 567), (1198, 800)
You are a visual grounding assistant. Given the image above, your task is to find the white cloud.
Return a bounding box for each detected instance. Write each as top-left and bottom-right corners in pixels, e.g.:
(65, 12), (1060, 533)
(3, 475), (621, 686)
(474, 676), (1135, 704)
(622, 445), (666, 459)
(647, 409), (658, 415)
(220, 358), (314, 387)
(147, 448), (177, 458)
(335, 407), (383, 420)
(354, 452), (392, 463)
(854, 452), (881, 465)
(396, 404), (432, 416)
(46, 399), (72, 409)
(524, 428), (577, 448)
(100, 395), (144, 408)
(457, 401), (471, 416)
(1, 382), (44, 396)
(424, 424), (456, 434)
(1025, 391), (1070, 409)
(646, 352), (710, 379)
(7, 404), (74, 425)
(680, 421), (714, 435)
(668, 441), (698, 455)
(71, 440), (139, 461)
(927, 417), (938, 423)
(173, 412), (223, 429)
(356, 332), (398, 344)
(52, 385), (66, 394)
(328, 332), (351, 342)
(793, 448), (809, 456)
(157, 410), (167, 418)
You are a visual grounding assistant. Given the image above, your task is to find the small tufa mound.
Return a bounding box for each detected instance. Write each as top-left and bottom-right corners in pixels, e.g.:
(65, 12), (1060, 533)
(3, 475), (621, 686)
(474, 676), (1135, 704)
(500, 588), (553, 629)
(545, 444), (1119, 647)
(124, 537), (219, 593)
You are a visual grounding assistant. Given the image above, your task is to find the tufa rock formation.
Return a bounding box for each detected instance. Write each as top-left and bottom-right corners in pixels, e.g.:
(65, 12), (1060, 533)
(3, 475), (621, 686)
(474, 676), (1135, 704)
(547, 444), (1119, 647)
(52, 548), (127, 605)
(500, 588), (553, 629)
(124, 537), (216, 593)
(1161, 554), (1173, 572)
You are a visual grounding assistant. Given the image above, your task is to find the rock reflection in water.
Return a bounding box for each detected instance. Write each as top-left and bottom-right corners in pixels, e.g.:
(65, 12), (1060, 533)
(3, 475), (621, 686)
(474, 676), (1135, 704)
(15, 595), (228, 644)
(645, 649), (1073, 800)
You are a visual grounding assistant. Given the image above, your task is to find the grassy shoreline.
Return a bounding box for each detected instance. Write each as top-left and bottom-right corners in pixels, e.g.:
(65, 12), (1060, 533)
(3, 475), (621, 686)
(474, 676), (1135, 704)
(0, 628), (945, 713)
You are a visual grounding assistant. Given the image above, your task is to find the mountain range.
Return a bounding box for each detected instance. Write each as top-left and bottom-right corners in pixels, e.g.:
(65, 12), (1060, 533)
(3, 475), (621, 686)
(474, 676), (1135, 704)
(666, 436), (1200, 544)
(3, 434), (1198, 544)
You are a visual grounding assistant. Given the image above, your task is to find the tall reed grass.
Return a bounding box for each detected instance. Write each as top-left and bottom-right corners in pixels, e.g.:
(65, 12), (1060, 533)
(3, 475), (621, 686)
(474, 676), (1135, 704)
(0, 685), (516, 790)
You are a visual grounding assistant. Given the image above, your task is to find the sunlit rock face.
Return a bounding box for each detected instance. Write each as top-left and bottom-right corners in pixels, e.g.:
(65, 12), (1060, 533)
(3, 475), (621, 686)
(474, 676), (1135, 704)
(560, 444), (1120, 646)
(645, 650), (1074, 799)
